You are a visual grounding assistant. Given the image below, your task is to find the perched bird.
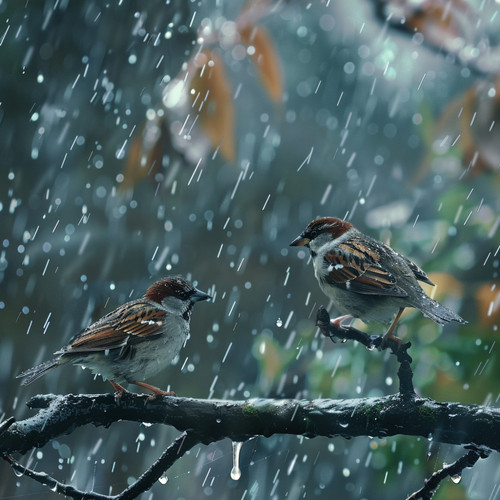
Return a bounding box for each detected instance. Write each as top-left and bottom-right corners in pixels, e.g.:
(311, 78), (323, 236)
(290, 217), (466, 342)
(17, 276), (210, 395)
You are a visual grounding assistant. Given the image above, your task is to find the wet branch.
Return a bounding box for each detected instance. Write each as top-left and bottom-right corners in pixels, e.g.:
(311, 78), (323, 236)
(406, 446), (491, 500)
(316, 306), (414, 395)
(2, 391), (500, 453)
(2, 431), (201, 500)
(1, 394), (499, 498)
(2, 309), (498, 499)
(315, 306), (494, 499)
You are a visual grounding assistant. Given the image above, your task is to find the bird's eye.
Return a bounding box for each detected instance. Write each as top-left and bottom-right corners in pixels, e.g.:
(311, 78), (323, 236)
(310, 229), (318, 239)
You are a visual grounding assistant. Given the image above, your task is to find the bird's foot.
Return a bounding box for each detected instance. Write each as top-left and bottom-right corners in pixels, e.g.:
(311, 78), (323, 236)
(381, 332), (402, 353)
(109, 380), (128, 404)
(330, 314), (354, 330)
(132, 381), (177, 400)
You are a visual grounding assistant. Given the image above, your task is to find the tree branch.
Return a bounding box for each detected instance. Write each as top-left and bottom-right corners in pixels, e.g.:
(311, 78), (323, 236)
(316, 306), (415, 395)
(2, 431), (201, 499)
(406, 446), (491, 500)
(2, 308), (496, 498)
(1, 392), (499, 456)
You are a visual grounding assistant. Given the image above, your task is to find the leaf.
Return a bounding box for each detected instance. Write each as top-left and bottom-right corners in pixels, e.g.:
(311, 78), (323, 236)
(424, 272), (465, 300)
(190, 50), (236, 162)
(120, 116), (166, 191)
(407, 4), (461, 49)
(240, 24), (283, 102)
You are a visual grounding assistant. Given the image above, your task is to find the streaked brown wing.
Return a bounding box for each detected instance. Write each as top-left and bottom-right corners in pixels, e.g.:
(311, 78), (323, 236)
(323, 241), (408, 297)
(64, 300), (166, 353)
(403, 254), (435, 285)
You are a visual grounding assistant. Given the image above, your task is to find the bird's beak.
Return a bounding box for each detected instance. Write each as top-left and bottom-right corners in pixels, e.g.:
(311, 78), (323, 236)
(290, 235), (310, 247)
(191, 289), (211, 302)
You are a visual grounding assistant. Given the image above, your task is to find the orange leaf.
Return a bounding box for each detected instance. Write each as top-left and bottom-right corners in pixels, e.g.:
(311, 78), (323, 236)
(476, 283), (500, 326)
(240, 25), (283, 102)
(405, 0), (472, 53)
(190, 50), (236, 162)
(120, 117), (166, 191)
(423, 272), (465, 301)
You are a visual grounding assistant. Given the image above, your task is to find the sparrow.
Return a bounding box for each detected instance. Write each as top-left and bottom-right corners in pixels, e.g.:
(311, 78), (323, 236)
(17, 276), (210, 395)
(290, 217), (466, 342)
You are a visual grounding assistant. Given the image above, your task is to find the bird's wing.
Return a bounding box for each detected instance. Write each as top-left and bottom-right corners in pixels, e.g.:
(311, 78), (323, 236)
(322, 238), (408, 297)
(396, 250), (435, 286)
(59, 300), (166, 354)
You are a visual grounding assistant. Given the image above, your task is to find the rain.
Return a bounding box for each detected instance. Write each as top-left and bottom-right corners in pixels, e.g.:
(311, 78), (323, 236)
(1, 0), (500, 499)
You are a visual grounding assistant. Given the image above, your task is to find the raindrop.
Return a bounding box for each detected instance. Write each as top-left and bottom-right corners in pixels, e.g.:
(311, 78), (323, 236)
(158, 472), (168, 485)
(276, 318), (283, 328)
(13, 468), (24, 477)
(451, 473), (462, 484)
(230, 441), (243, 480)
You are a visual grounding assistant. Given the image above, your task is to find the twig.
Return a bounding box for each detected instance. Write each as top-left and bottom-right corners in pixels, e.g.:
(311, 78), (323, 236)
(316, 306), (415, 395)
(406, 446), (491, 500)
(116, 431), (202, 499)
(2, 453), (111, 499)
(2, 431), (203, 500)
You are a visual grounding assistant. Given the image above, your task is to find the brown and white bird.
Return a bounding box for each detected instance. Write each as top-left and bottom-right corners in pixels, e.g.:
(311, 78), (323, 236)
(290, 217), (466, 341)
(17, 276), (210, 395)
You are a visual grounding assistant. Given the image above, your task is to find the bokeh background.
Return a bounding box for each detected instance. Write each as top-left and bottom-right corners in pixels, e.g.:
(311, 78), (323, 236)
(1, 0), (499, 498)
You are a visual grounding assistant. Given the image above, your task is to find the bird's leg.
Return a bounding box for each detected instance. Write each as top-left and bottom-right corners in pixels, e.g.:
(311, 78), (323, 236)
(382, 307), (405, 350)
(109, 380), (128, 402)
(132, 381), (177, 399)
(330, 314), (354, 330)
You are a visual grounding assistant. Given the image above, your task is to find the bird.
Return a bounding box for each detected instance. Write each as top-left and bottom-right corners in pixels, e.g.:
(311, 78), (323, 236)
(290, 217), (466, 343)
(17, 276), (210, 395)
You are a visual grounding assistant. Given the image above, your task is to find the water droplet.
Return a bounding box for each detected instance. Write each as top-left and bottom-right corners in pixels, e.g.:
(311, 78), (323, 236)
(230, 441), (243, 480)
(451, 474), (461, 484)
(276, 318), (283, 328)
(158, 472), (168, 485)
(13, 468), (24, 477)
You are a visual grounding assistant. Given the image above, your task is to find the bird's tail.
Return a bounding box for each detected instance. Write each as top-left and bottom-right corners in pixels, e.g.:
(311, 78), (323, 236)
(420, 298), (467, 326)
(16, 358), (62, 385)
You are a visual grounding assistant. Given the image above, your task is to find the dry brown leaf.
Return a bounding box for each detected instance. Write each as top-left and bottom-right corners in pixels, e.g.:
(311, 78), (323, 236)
(240, 24), (283, 102)
(407, 4), (460, 48)
(120, 117), (166, 191)
(190, 50), (236, 162)
(476, 282), (500, 326)
(414, 76), (500, 185)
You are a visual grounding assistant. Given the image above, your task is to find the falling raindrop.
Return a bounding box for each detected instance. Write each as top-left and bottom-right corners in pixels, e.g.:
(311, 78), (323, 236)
(230, 441), (243, 480)
(276, 318), (283, 327)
